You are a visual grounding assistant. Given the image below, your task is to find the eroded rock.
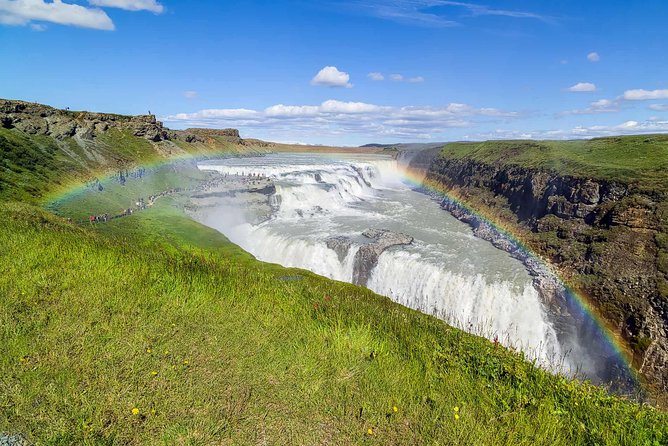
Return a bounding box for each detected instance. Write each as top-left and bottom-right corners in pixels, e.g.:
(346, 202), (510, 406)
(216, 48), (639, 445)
(352, 229), (414, 286)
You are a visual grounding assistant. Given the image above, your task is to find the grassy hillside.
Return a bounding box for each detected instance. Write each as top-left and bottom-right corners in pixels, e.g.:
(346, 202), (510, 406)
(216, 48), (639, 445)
(1, 201), (667, 445)
(439, 135), (668, 192)
(2, 105), (668, 444)
(0, 126), (260, 204)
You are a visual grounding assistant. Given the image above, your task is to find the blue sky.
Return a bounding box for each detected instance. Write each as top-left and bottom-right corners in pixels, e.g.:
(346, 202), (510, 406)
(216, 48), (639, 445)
(1, 0), (667, 145)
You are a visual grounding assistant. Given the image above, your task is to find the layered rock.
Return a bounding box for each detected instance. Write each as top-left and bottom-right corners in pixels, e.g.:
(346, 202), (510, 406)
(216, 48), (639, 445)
(1, 99), (169, 142)
(184, 128), (242, 144)
(0, 99), (212, 144)
(325, 229), (414, 286)
(353, 229), (414, 286)
(419, 154), (668, 396)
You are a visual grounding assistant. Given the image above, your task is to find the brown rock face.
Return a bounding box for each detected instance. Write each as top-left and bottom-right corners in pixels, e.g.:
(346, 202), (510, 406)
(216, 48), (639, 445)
(184, 128), (242, 143)
(0, 99), (168, 142)
(0, 99), (246, 149)
(421, 155), (668, 397)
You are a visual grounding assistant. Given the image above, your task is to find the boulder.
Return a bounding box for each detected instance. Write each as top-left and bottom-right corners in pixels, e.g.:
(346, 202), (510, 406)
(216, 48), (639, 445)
(352, 229), (413, 286)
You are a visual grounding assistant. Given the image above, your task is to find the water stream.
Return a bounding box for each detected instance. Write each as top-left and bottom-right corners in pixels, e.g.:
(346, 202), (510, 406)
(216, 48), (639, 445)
(193, 153), (605, 379)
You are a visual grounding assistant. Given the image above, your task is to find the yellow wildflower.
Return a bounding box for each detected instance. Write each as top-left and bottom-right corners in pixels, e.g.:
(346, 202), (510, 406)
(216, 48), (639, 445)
(454, 414), (460, 420)
(367, 428), (374, 435)
(151, 371), (158, 376)
(183, 360), (189, 365)
(146, 348), (152, 353)
(131, 407), (140, 415)
(151, 409), (156, 415)
(454, 406), (459, 412)
(393, 406), (398, 413)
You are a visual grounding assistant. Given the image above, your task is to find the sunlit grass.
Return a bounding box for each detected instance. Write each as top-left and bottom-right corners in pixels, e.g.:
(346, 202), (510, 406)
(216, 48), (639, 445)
(439, 135), (668, 191)
(1, 201), (666, 445)
(2, 128), (668, 444)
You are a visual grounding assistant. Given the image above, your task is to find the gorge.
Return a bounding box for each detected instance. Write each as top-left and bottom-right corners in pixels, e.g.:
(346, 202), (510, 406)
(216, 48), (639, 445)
(188, 152), (636, 389)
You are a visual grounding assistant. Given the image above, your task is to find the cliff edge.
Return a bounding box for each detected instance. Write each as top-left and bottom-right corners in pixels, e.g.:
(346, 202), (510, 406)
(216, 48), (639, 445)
(414, 137), (668, 397)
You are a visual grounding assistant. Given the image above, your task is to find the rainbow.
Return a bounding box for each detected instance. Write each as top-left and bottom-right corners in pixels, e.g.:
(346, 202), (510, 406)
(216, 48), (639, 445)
(43, 150), (234, 207)
(45, 150), (642, 391)
(396, 164), (640, 389)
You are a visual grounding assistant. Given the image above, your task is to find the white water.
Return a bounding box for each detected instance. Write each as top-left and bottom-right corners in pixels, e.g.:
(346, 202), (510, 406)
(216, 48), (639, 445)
(196, 153), (568, 371)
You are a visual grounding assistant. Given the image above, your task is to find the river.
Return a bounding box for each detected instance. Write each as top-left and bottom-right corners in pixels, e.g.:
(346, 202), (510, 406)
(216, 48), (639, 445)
(193, 152), (608, 381)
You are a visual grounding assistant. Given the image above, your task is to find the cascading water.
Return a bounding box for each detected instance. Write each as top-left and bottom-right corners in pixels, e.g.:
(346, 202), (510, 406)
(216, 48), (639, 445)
(193, 153), (602, 378)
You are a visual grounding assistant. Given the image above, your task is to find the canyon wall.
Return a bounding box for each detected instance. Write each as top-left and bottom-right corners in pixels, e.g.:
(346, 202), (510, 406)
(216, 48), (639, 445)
(415, 150), (668, 396)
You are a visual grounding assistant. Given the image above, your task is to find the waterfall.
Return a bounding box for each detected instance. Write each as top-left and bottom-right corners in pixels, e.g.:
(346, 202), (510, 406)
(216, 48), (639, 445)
(195, 153), (582, 375)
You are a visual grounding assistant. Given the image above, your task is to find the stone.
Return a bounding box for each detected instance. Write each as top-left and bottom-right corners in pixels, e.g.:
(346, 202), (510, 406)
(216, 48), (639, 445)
(352, 229), (413, 286)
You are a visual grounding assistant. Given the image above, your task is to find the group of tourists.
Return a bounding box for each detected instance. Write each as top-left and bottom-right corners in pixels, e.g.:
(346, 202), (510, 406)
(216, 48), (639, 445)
(118, 167), (147, 186)
(88, 213), (109, 223)
(87, 187), (183, 225)
(84, 169), (268, 225)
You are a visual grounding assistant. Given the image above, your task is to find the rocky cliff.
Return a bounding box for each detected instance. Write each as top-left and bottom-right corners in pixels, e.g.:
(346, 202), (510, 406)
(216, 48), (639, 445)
(0, 99), (263, 201)
(0, 99), (206, 143)
(416, 150), (668, 396)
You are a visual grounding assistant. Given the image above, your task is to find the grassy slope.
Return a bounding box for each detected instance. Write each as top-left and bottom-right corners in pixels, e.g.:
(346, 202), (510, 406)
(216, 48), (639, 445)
(439, 135), (668, 192)
(0, 126), (260, 204)
(1, 201), (667, 445)
(1, 124), (667, 444)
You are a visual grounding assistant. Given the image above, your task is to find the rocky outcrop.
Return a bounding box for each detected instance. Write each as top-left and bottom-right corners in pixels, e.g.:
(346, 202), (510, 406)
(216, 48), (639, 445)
(419, 155), (668, 396)
(353, 229), (414, 286)
(325, 229), (414, 286)
(0, 99), (236, 145)
(326, 236), (354, 262)
(185, 128), (241, 142)
(0, 99), (173, 142)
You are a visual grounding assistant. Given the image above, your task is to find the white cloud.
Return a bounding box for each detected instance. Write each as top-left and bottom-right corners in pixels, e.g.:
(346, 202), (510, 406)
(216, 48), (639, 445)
(311, 66), (352, 88)
(0, 0), (114, 30)
(163, 99), (520, 141)
(344, 1), (550, 28)
(387, 73), (424, 83)
(649, 104), (668, 111)
(170, 108), (259, 120)
(88, 0), (163, 13)
(29, 22), (45, 31)
(264, 104), (320, 117)
(183, 90), (198, 99)
(320, 99), (384, 114)
(565, 82), (597, 92)
(367, 72), (384, 81)
(561, 99), (620, 116)
(466, 119), (668, 141)
(587, 52), (600, 62)
(623, 89), (668, 101)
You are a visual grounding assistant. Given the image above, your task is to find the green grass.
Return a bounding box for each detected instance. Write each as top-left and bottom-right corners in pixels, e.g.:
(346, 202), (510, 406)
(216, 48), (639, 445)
(2, 123), (668, 444)
(0, 126), (266, 205)
(1, 201), (667, 445)
(439, 135), (668, 192)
